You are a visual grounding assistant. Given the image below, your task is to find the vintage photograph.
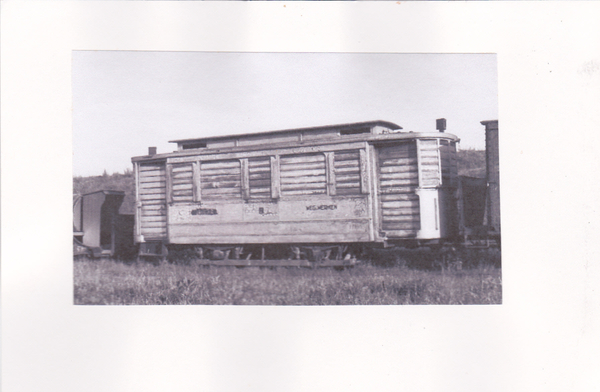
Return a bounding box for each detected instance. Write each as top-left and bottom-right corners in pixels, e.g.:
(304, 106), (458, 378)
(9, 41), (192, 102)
(73, 52), (500, 305)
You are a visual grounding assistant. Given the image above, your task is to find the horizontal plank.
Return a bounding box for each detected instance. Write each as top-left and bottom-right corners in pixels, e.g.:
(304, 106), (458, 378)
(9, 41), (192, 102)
(201, 161), (240, 169)
(280, 169), (326, 178)
(141, 203), (165, 210)
(380, 158), (418, 167)
(200, 168), (241, 176)
(382, 206), (420, 215)
(250, 173), (271, 181)
(378, 187), (418, 194)
(334, 151), (360, 160)
(280, 155), (325, 164)
(173, 196), (193, 203)
(139, 175), (166, 184)
(173, 190), (193, 197)
(248, 166), (270, 174)
(281, 182), (326, 191)
(140, 194), (166, 201)
(280, 175), (326, 185)
(140, 201), (167, 208)
(172, 233), (370, 244)
(419, 146), (439, 153)
(201, 174), (241, 182)
(249, 188), (271, 194)
(382, 215), (420, 223)
(281, 189), (327, 196)
(201, 188), (242, 195)
(380, 179), (419, 187)
(172, 183), (193, 191)
(169, 219), (370, 238)
(336, 183), (360, 189)
(378, 149), (416, 159)
(380, 172), (419, 180)
(142, 212), (166, 219)
(172, 171), (193, 179)
(382, 229), (418, 238)
(334, 160), (359, 169)
(280, 162), (326, 172)
(248, 159), (270, 167)
(334, 166), (360, 175)
(336, 174), (360, 182)
(382, 209), (420, 216)
(382, 222), (420, 230)
(139, 188), (166, 195)
(172, 165), (192, 173)
(139, 165), (165, 172)
(421, 172), (440, 180)
(140, 181), (167, 190)
(201, 181), (241, 189)
(379, 165), (418, 174)
(379, 193), (419, 202)
(381, 199), (419, 207)
(139, 170), (165, 180)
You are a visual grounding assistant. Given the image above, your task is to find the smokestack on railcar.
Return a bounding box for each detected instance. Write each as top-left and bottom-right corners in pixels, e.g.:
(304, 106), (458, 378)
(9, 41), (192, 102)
(481, 120), (500, 236)
(436, 118), (446, 132)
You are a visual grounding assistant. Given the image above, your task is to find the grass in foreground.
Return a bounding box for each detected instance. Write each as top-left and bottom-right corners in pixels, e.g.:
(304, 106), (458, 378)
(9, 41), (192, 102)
(74, 257), (501, 305)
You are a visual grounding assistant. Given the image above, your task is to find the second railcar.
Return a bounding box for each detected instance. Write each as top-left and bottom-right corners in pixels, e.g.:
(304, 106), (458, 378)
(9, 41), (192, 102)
(131, 120), (459, 265)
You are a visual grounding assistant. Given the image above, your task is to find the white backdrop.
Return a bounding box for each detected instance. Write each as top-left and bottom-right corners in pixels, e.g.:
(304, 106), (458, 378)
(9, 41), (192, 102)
(2, 2), (600, 391)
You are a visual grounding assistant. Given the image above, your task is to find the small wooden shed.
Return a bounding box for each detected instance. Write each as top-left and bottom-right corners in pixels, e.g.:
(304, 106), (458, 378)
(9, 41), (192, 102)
(73, 190), (128, 257)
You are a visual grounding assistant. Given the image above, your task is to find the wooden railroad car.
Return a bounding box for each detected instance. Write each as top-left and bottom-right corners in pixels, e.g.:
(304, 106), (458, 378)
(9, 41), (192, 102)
(131, 120), (460, 265)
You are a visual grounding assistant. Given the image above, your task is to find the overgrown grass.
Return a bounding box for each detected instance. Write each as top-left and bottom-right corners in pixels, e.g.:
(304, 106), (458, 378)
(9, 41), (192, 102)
(74, 254), (501, 305)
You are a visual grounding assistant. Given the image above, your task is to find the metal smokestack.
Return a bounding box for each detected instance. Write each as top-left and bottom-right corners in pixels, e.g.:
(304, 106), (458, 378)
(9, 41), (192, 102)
(436, 118), (446, 132)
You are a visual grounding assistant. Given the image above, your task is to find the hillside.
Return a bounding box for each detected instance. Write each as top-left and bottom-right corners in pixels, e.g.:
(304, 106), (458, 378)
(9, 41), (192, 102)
(73, 170), (136, 214)
(457, 148), (486, 178)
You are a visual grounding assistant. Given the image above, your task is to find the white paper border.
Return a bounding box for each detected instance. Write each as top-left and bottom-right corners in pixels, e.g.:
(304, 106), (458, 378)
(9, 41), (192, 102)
(3, 2), (600, 391)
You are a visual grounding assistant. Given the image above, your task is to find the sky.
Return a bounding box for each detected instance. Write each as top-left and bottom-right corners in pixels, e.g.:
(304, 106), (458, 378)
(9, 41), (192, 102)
(72, 52), (497, 176)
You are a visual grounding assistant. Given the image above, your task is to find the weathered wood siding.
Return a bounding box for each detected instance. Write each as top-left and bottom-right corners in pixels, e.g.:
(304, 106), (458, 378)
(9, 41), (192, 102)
(418, 139), (441, 188)
(377, 142), (420, 236)
(171, 163), (194, 203)
(163, 147), (373, 244)
(200, 160), (242, 200)
(167, 196), (371, 244)
(138, 162), (167, 239)
(248, 157), (271, 199)
(439, 140), (458, 186)
(334, 150), (361, 195)
(280, 153), (327, 196)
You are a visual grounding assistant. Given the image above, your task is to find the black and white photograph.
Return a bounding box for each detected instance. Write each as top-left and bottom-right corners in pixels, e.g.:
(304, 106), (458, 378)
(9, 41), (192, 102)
(72, 52), (501, 305)
(3, 2), (600, 392)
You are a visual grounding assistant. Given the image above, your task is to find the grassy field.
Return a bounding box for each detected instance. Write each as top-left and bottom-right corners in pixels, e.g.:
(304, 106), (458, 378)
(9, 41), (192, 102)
(74, 249), (501, 305)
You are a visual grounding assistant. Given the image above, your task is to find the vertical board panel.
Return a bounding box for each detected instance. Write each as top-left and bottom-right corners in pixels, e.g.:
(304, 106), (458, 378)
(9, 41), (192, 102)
(418, 139), (441, 188)
(439, 140), (458, 187)
(334, 149), (361, 195)
(280, 153), (326, 196)
(248, 156), (272, 199)
(200, 159), (242, 200)
(377, 142), (420, 233)
(138, 162), (168, 239)
(270, 156), (280, 199)
(192, 161), (201, 202)
(171, 163), (194, 203)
